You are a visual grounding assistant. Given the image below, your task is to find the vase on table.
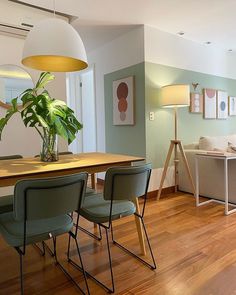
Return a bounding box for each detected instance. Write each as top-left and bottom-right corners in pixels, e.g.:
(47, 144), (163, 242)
(40, 132), (58, 162)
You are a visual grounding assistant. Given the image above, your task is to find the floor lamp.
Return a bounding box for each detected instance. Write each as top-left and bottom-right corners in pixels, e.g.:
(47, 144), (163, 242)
(157, 84), (196, 200)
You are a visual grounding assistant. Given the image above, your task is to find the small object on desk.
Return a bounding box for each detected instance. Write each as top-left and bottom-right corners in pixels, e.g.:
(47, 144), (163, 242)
(197, 151), (236, 157)
(206, 151), (225, 155)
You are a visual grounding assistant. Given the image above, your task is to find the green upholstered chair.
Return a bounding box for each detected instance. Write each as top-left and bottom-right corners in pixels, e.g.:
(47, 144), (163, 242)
(35, 151), (98, 255)
(0, 155), (23, 214)
(0, 173), (90, 295)
(68, 164), (156, 293)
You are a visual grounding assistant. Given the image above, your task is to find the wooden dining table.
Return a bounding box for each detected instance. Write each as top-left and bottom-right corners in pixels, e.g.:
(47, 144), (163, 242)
(0, 152), (147, 255)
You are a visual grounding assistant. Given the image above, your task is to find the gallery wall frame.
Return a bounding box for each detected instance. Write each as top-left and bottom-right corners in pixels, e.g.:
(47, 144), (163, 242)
(217, 90), (228, 119)
(229, 96), (236, 116)
(203, 88), (217, 119)
(189, 93), (203, 113)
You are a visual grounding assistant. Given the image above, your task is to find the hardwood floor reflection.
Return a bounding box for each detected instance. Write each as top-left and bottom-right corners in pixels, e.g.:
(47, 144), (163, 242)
(1, 192), (236, 294)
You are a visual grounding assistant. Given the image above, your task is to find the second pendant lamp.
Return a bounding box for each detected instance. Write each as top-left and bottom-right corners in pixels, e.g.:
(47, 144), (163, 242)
(22, 17), (88, 72)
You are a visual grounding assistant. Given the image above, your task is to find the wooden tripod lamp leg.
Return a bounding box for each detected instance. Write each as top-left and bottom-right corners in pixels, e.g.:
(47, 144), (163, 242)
(157, 141), (175, 200)
(178, 142), (196, 195)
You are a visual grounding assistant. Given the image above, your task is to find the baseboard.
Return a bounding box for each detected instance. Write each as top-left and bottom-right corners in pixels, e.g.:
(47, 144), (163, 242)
(147, 186), (175, 199)
(97, 178), (175, 199)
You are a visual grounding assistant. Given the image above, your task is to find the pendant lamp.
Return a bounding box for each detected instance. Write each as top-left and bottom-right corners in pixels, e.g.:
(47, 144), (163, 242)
(22, 18), (88, 72)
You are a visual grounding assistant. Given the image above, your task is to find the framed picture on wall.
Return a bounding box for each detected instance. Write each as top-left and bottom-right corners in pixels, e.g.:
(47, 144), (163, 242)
(217, 90), (228, 119)
(113, 76), (134, 125)
(203, 88), (217, 119)
(229, 96), (236, 116)
(189, 93), (203, 113)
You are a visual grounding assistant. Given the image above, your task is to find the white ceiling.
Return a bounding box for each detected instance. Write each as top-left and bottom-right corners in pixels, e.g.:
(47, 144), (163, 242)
(18, 0), (236, 52)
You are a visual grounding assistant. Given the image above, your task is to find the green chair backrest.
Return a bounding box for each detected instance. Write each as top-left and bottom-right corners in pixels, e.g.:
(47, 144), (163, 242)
(14, 173), (88, 221)
(103, 164), (151, 201)
(0, 155), (23, 160)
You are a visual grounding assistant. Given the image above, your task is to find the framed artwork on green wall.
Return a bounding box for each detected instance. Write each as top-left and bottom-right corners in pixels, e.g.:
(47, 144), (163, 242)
(190, 93), (203, 113)
(112, 76), (134, 125)
(217, 90), (228, 119)
(203, 88), (217, 119)
(229, 96), (236, 116)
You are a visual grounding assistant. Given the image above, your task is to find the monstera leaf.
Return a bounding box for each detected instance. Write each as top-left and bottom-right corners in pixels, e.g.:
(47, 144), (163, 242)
(0, 72), (82, 144)
(0, 98), (19, 140)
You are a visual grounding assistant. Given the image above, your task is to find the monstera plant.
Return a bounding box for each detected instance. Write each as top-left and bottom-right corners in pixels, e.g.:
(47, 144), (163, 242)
(0, 72), (82, 162)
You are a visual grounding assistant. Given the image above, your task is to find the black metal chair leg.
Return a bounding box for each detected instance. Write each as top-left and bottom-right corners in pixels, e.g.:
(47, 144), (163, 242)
(32, 242), (45, 256)
(140, 218), (157, 269)
(74, 221), (102, 241)
(42, 240), (55, 257)
(19, 252), (24, 295)
(68, 225), (115, 293)
(52, 236), (90, 295)
(67, 233), (72, 261)
(104, 227), (115, 293)
(74, 237), (90, 294)
(111, 217), (156, 270)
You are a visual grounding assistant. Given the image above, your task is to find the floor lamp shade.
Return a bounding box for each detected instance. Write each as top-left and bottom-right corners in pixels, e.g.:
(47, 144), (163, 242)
(157, 83), (195, 201)
(22, 18), (88, 72)
(161, 84), (190, 108)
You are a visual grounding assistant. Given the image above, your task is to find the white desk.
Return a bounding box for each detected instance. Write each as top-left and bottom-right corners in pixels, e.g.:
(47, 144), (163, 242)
(195, 152), (236, 215)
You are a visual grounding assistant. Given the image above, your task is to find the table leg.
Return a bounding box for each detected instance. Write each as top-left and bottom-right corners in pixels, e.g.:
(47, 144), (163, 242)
(134, 198), (146, 256)
(91, 173), (96, 189)
(89, 173), (97, 229)
(195, 157), (199, 206)
(225, 158), (229, 215)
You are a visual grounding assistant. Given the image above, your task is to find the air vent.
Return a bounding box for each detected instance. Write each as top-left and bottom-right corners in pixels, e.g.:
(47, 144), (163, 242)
(0, 23), (29, 38)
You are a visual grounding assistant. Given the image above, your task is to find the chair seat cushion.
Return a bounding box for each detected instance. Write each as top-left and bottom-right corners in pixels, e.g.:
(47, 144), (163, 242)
(0, 195), (13, 214)
(0, 212), (73, 247)
(80, 193), (136, 224)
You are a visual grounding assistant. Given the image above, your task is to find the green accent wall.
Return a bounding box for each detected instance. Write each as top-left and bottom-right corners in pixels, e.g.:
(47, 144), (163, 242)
(104, 62), (236, 169)
(145, 62), (236, 168)
(104, 62), (146, 157)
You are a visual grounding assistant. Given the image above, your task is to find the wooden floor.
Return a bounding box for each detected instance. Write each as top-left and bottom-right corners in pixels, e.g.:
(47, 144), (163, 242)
(1, 192), (236, 294)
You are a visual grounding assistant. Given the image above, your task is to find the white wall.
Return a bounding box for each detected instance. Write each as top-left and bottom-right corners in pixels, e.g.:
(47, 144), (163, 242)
(0, 34), (67, 157)
(144, 25), (236, 80)
(88, 25), (145, 153)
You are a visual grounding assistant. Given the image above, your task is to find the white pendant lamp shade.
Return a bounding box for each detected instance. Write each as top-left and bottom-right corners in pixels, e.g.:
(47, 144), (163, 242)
(22, 18), (88, 72)
(161, 84), (190, 108)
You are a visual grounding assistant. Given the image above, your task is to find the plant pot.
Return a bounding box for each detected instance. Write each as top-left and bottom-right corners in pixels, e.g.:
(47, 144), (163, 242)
(40, 133), (58, 162)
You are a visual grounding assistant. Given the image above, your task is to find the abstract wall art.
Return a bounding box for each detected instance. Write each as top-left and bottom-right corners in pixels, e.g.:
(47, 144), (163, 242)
(203, 88), (217, 119)
(113, 76), (134, 125)
(229, 96), (236, 116)
(190, 93), (203, 113)
(217, 90), (228, 119)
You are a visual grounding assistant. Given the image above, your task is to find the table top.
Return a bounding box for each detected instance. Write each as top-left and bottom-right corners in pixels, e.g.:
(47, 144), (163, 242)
(196, 152), (236, 159)
(0, 152), (144, 180)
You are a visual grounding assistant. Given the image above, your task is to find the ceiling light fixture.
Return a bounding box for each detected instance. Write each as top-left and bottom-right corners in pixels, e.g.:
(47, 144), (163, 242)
(177, 31), (185, 36)
(21, 0), (88, 72)
(205, 41), (211, 45)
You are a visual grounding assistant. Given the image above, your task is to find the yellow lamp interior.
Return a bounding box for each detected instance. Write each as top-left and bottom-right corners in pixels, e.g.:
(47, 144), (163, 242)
(22, 55), (88, 72)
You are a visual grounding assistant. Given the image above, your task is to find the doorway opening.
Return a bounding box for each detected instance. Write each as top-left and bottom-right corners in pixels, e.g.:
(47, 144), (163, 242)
(66, 65), (97, 153)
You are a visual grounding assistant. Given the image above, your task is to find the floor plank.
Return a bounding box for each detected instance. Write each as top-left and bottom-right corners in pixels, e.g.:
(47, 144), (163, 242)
(1, 192), (236, 294)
